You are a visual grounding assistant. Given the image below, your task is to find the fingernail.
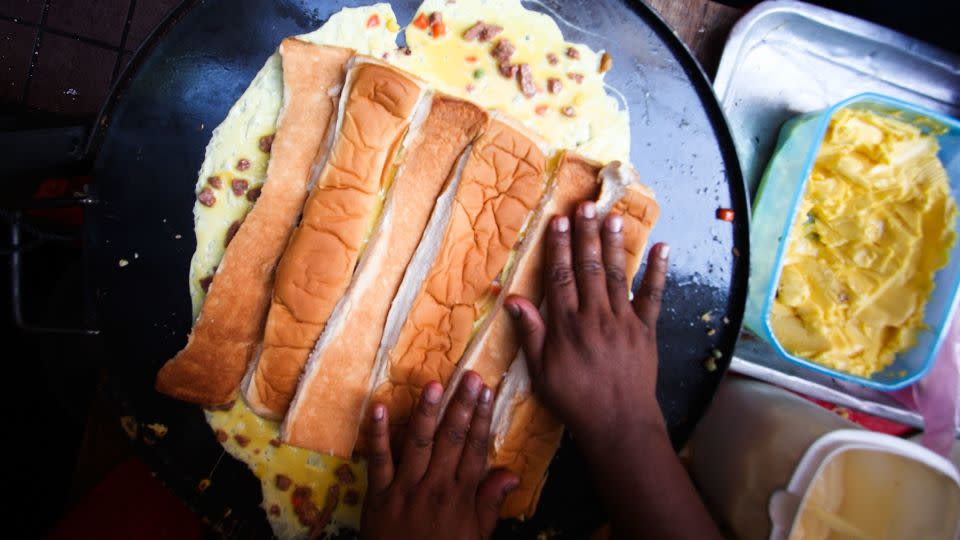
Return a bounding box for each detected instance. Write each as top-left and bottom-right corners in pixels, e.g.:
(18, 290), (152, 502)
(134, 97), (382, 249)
(607, 214), (623, 233)
(555, 216), (569, 233)
(582, 202), (596, 219)
(659, 244), (670, 260)
(424, 383), (442, 403)
(372, 404), (385, 421)
(480, 386), (492, 404)
(506, 303), (521, 318)
(464, 372), (482, 397)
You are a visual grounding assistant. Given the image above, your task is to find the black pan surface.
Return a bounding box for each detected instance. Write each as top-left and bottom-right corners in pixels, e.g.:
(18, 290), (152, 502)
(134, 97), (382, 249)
(88, 1), (749, 538)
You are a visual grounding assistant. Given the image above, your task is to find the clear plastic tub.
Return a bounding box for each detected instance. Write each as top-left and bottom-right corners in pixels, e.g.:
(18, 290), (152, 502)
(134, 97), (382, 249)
(744, 93), (960, 390)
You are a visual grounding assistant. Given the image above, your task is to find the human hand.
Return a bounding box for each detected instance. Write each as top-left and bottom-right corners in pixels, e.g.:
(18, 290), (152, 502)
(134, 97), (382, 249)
(505, 201), (670, 452)
(360, 371), (519, 540)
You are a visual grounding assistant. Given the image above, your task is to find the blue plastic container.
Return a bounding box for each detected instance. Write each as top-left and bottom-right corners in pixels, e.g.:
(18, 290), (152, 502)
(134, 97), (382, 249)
(745, 93), (960, 390)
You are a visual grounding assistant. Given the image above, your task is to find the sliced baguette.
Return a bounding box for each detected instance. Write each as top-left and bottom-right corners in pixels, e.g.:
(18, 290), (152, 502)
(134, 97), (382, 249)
(244, 57), (429, 419)
(155, 39), (353, 406)
(281, 95), (490, 454)
(366, 116), (549, 434)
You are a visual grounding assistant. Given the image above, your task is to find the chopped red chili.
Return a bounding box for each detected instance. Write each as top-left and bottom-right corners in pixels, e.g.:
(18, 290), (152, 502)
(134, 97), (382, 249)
(431, 21), (446, 38)
(716, 208), (735, 222)
(413, 13), (429, 29)
(535, 104), (549, 116)
(366, 14), (380, 28)
(465, 55), (478, 63)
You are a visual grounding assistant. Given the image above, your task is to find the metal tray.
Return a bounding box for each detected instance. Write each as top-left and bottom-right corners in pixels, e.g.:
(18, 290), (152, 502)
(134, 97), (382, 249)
(713, 0), (960, 433)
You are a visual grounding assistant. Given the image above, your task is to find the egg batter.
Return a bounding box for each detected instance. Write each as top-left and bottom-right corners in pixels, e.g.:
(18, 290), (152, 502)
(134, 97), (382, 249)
(771, 109), (957, 378)
(186, 1), (631, 537)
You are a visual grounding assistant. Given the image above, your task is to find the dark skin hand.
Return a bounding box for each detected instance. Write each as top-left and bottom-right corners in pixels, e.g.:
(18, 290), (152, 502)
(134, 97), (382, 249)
(361, 201), (720, 540)
(361, 371), (519, 540)
(505, 201), (721, 540)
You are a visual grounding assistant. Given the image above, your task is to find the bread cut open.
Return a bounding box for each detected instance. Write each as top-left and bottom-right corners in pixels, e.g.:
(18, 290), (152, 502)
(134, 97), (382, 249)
(243, 57), (429, 419)
(365, 116), (549, 434)
(280, 95), (490, 454)
(155, 39), (353, 406)
(489, 161), (660, 519)
(446, 153), (603, 403)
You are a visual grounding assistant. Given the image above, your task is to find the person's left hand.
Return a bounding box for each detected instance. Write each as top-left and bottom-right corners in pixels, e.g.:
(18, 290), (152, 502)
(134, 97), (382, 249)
(360, 371), (519, 540)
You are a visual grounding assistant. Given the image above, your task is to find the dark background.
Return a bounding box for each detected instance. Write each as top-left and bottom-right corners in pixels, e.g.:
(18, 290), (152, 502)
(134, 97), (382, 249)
(2, 0), (957, 538)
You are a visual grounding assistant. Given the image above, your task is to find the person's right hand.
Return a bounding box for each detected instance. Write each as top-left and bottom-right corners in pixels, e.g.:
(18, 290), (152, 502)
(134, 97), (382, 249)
(504, 201), (670, 450)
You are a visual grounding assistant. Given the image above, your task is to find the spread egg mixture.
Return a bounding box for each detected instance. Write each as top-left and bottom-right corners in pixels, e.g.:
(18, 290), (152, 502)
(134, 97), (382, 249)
(771, 109), (957, 378)
(187, 1), (629, 537)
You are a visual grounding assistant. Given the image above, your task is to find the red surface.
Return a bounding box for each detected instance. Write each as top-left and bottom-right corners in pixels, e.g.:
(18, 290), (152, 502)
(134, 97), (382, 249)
(807, 397), (915, 437)
(47, 459), (204, 540)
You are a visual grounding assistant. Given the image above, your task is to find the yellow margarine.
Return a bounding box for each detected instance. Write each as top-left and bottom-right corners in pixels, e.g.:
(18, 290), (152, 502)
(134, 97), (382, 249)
(771, 109), (957, 377)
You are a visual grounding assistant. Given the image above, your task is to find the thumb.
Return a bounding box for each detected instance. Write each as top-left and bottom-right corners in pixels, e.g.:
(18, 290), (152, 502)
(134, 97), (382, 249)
(476, 469), (520, 537)
(505, 295), (546, 381)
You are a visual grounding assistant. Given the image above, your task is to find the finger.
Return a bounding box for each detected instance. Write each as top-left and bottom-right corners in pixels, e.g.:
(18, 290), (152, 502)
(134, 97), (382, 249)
(476, 469), (520, 537)
(602, 213), (630, 313)
(365, 403), (394, 496)
(573, 201), (610, 312)
(504, 295), (545, 381)
(426, 371), (483, 480)
(633, 242), (670, 330)
(457, 384), (494, 485)
(396, 381), (443, 487)
(545, 215), (578, 318)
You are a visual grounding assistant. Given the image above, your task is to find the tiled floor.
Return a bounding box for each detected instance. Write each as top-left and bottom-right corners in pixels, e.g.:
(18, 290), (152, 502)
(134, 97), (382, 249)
(0, 0), (180, 118)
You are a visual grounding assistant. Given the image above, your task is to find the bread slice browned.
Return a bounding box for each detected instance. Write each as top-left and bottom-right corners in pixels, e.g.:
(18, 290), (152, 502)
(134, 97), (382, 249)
(449, 152), (603, 399)
(280, 95), (490, 454)
(155, 39), (353, 406)
(243, 58), (429, 419)
(490, 162), (660, 519)
(365, 116), (549, 435)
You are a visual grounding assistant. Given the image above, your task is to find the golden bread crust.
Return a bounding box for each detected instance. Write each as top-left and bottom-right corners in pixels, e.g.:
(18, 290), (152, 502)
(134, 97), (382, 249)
(155, 40), (353, 406)
(248, 61), (426, 417)
(282, 96), (490, 454)
(371, 118), (548, 430)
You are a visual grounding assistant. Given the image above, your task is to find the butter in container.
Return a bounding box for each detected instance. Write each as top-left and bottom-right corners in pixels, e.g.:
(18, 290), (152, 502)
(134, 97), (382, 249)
(745, 93), (960, 390)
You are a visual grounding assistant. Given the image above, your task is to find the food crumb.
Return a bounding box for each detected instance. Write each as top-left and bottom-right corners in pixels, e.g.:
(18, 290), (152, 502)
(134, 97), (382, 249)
(706, 328), (716, 336)
(561, 106), (576, 117)
(711, 348), (723, 359)
(732, 246), (740, 257)
(704, 358), (717, 372)
(565, 46), (580, 59)
(197, 478), (212, 492)
(146, 423), (168, 438)
(700, 311), (713, 323)
(174, 234), (182, 239)
(723, 316), (730, 325)
(120, 416), (138, 439)
(599, 52), (613, 73)
(118, 259), (129, 267)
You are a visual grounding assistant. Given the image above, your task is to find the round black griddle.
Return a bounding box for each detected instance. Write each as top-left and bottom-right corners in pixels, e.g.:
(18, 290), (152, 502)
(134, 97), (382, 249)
(88, 0), (749, 538)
